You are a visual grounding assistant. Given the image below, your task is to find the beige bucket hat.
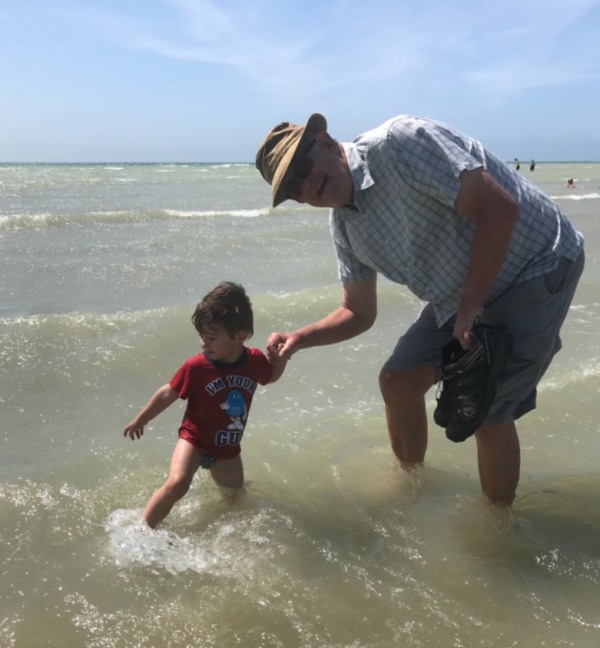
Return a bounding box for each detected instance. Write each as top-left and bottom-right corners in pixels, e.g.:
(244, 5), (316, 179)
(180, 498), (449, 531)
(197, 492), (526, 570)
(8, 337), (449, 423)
(255, 113), (327, 207)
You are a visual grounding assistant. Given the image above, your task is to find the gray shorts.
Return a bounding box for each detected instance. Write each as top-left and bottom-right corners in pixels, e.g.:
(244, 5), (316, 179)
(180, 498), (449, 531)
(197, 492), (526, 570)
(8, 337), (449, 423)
(382, 251), (585, 424)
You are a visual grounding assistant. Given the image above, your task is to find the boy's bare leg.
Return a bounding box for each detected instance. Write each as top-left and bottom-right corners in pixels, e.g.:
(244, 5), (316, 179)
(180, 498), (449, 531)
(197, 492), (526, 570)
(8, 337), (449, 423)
(475, 421), (521, 506)
(143, 438), (202, 528)
(210, 454), (244, 493)
(379, 365), (436, 469)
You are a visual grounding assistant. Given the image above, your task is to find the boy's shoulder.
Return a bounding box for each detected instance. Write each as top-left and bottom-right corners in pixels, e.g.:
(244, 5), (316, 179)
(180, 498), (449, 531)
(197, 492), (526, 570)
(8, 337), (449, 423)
(183, 352), (210, 367)
(245, 346), (268, 360)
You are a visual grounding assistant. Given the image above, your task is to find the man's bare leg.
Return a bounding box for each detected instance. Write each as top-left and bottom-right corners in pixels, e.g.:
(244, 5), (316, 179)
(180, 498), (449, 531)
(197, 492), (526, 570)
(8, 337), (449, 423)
(379, 365), (436, 470)
(475, 421), (521, 506)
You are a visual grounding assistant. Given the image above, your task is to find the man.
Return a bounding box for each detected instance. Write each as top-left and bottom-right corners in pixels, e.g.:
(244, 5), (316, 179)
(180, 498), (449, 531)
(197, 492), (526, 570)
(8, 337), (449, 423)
(255, 113), (584, 506)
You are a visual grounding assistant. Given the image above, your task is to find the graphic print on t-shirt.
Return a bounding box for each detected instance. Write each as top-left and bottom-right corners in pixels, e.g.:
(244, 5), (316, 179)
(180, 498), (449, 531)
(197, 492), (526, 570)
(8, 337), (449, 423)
(216, 389), (247, 446)
(204, 370), (261, 447)
(220, 389), (246, 430)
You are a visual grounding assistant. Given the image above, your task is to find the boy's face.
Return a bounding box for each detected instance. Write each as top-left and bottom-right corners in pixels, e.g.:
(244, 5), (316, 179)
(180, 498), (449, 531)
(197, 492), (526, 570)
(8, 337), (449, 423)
(199, 324), (247, 363)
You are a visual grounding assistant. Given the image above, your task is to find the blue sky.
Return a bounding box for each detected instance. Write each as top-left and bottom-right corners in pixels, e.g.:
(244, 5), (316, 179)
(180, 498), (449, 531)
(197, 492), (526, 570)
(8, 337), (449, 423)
(2, 0), (599, 162)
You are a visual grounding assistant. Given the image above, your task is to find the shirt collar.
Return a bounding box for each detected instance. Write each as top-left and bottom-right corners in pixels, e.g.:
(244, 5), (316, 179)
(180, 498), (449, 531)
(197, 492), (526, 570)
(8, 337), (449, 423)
(204, 346), (248, 369)
(342, 142), (375, 196)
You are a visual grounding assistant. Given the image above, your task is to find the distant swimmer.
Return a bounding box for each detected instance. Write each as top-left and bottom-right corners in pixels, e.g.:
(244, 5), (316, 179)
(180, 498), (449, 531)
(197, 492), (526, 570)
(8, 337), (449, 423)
(514, 158), (521, 171)
(530, 159), (536, 171)
(567, 178), (575, 188)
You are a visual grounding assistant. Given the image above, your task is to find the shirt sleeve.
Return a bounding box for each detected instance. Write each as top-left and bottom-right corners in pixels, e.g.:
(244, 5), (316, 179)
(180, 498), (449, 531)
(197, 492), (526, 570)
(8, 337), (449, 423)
(169, 361), (191, 399)
(329, 211), (376, 284)
(388, 117), (484, 208)
(250, 348), (274, 385)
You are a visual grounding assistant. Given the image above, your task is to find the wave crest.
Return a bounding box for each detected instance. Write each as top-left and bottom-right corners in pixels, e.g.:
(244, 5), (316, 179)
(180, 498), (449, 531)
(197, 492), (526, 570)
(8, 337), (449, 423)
(0, 207), (270, 232)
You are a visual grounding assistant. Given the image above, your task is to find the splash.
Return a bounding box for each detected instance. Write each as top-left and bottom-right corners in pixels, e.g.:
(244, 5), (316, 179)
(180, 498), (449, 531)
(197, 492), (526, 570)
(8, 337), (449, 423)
(105, 509), (216, 575)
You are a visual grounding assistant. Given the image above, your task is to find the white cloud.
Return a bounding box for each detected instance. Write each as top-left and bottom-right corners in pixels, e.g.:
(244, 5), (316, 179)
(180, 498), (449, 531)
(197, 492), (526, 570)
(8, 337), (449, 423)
(58, 0), (600, 102)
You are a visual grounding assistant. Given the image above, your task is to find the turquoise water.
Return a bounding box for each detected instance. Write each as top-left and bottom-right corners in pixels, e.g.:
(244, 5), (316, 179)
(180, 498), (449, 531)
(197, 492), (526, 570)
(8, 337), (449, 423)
(1, 162), (600, 647)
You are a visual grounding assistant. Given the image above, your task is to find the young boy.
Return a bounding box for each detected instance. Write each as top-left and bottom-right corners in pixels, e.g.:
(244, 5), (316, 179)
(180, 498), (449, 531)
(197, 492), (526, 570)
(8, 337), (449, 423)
(123, 282), (287, 528)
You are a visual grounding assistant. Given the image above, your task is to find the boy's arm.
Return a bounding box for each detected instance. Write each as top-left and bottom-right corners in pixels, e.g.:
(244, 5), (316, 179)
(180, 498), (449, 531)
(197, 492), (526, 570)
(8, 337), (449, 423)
(123, 383), (180, 440)
(268, 356), (287, 384)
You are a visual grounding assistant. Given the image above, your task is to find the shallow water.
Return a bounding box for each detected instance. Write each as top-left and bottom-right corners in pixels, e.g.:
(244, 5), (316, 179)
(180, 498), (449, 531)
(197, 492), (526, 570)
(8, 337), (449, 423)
(1, 162), (600, 647)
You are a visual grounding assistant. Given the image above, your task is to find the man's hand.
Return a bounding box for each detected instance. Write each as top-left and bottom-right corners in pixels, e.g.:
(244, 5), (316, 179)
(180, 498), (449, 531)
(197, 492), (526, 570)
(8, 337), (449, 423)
(453, 306), (483, 350)
(267, 332), (300, 361)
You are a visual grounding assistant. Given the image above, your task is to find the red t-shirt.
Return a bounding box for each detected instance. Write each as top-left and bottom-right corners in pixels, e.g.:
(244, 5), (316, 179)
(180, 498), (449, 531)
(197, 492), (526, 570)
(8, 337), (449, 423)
(169, 347), (272, 459)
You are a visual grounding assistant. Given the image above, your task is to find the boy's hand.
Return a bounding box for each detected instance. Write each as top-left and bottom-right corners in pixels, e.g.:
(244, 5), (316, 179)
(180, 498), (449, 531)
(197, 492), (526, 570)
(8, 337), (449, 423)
(267, 340), (287, 363)
(122, 384), (178, 441)
(266, 340), (288, 383)
(123, 420), (144, 440)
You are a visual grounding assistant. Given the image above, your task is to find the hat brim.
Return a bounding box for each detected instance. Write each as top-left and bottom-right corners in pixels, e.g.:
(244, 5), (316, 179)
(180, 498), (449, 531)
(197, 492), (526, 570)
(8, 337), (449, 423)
(272, 113), (327, 207)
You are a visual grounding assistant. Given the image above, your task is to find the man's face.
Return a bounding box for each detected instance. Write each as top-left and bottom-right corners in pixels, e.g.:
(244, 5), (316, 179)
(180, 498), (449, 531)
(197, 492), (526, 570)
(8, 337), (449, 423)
(283, 132), (353, 209)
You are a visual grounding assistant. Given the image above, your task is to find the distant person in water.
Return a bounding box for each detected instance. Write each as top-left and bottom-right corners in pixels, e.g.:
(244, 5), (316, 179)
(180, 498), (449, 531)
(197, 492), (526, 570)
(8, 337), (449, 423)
(530, 160), (536, 171)
(567, 178), (575, 189)
(123, 282), (287, 528)
(514, 158), (520, 171)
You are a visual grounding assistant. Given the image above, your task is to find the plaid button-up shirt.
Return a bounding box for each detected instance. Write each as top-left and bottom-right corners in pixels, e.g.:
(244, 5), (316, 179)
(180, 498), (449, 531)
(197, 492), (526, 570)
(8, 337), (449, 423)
(330, 115), (583, 326)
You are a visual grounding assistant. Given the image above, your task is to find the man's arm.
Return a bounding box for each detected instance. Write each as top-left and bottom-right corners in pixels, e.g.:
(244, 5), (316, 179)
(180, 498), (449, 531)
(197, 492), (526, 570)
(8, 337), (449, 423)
(267, 273), (377, 360)
(454, 167), (519, 347)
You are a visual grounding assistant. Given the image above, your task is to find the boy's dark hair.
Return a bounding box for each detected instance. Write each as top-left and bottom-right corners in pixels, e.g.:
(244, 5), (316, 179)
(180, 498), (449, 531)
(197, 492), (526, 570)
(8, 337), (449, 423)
(192, 282), (254, 338)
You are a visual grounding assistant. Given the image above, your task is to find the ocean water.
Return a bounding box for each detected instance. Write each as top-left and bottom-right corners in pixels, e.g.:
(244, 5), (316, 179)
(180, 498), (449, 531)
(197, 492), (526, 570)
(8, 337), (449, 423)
(1, 161), (600, 647)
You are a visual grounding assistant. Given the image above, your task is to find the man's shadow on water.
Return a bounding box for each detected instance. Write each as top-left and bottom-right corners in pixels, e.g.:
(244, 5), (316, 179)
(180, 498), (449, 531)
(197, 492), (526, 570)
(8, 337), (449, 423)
(441, 472), (600, 585)
(517, 473), (600, 551)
